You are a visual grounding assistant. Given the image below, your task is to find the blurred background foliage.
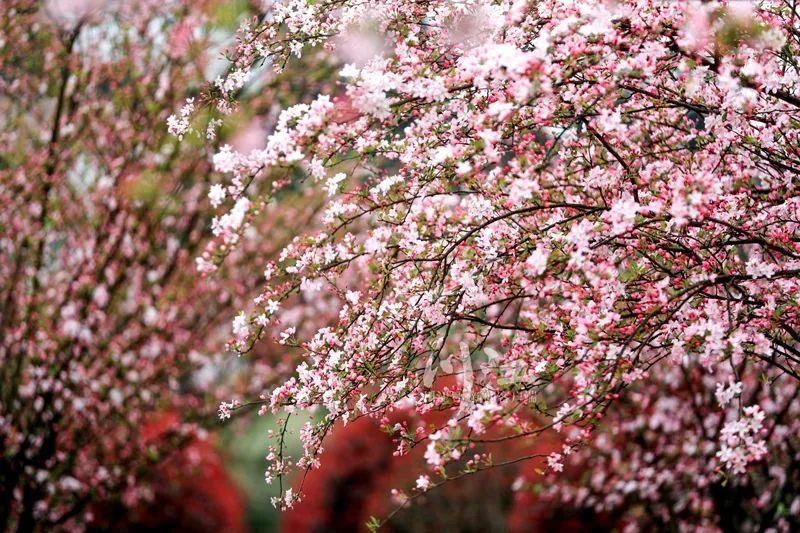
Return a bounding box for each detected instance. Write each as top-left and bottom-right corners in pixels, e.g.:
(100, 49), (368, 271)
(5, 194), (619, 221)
(220, 414), (304, 532)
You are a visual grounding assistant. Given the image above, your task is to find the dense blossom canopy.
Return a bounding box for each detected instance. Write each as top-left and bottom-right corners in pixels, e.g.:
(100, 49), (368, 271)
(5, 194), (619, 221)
(183, 0), (800, 528)
(175, 0), (800, 529)
(188, 0), (800, 529)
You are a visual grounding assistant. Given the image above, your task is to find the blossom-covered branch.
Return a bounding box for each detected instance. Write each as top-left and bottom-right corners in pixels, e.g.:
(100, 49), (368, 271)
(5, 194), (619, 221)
(185, 0), (800, 529)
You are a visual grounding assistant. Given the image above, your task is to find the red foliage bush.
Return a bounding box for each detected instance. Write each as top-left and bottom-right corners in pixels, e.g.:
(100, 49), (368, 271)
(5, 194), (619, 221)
(90, 413), (246, 533)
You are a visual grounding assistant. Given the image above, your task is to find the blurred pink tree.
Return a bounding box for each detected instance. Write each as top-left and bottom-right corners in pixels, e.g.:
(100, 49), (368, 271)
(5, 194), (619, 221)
(0, 1), (326, 530)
